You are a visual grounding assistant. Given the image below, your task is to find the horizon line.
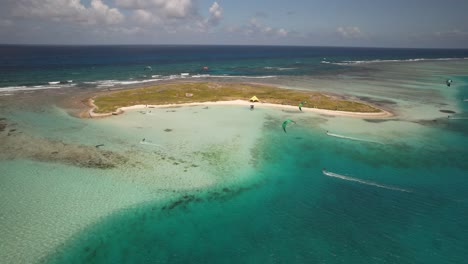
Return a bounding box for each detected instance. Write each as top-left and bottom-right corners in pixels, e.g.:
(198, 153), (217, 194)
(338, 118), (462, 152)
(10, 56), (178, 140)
(0, 43), (467, 50)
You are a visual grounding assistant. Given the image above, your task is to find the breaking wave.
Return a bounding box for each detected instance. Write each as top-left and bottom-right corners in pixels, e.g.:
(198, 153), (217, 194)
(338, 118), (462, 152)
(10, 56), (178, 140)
(204, 75), (277, 79)
(264, 66), (297, 71)
(322, 57), (468, 65)
(0, 85), (71, 92)
(0, 73), (278, 93)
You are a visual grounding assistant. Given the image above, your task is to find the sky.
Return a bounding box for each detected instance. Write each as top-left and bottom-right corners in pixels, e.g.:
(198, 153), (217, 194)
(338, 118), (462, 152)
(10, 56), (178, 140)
(0, 0), (467, 48)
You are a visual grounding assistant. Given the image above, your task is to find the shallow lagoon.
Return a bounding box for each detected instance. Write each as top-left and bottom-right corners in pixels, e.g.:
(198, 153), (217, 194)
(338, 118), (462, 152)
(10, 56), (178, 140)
(1, 60), (468, 263)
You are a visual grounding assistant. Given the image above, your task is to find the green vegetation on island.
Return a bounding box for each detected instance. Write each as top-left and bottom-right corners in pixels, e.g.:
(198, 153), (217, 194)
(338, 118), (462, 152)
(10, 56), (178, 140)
(92, 82), (382, 114)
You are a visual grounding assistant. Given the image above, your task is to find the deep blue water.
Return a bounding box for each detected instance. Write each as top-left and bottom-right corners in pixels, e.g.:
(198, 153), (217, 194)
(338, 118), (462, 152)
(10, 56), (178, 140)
(1, 45), (467, 89)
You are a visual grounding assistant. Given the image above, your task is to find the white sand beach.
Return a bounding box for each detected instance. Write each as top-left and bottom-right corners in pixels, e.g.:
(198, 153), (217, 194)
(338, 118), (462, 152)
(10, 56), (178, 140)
(88, 99), (393, 119)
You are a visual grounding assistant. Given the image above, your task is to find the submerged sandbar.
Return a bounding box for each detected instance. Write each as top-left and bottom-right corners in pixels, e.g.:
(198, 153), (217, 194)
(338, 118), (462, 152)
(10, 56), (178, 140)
(85, 82), (391, 118)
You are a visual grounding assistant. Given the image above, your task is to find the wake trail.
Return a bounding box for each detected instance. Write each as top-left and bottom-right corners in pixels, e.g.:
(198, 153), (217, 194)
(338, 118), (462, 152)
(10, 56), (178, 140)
(448, 117), (468, 120)
(322, 170), (411, 193)
(326, 132), (382, 144)
(140, 141), (163, 147)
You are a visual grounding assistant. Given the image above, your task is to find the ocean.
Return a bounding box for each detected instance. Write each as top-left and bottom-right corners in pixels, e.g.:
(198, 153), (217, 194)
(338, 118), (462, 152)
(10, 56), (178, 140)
(1, 45), (468, 263)
(1, 45), (468, 91)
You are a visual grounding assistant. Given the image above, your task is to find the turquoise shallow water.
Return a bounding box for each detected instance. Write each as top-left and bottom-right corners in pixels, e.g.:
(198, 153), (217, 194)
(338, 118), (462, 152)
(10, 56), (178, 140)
(45, 115), (468, 264)
(1, 59), (468, 263)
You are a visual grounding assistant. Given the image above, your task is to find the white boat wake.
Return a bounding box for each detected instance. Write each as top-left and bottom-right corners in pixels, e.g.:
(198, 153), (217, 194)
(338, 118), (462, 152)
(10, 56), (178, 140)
(139, 140), (163, 147)
(322, 170), (411, 193)
(448, 117), (468, 120)
(326, 132), (382, 144)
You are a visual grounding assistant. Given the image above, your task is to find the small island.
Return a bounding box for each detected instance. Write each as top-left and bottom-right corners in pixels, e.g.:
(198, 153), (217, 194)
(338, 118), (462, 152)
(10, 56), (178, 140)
(85, 82), (390, 118)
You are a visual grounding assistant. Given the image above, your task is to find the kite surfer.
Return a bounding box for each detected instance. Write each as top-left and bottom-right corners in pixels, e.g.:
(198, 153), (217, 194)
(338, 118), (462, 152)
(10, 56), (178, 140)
(298, 101), (306, 111)
(446, 79), (452, 87)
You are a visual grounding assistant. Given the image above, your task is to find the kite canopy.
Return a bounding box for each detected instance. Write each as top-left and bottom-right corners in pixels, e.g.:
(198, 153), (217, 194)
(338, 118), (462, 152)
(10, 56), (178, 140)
(250, 96), (259, 102)
(282, 119), (296, 133)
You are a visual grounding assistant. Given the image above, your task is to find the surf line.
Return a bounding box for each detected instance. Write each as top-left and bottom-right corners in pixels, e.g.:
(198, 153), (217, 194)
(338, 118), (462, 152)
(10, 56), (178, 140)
(326, 131), (382, 144)
(322, 169), (411, 193)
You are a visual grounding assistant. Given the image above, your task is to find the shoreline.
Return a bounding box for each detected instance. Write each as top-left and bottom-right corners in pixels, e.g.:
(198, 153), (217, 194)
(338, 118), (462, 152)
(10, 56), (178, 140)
(85, 99), (393, 119)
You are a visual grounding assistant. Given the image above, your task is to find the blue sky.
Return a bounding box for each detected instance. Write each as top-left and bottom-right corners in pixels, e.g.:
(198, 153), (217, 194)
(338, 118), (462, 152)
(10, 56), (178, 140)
(1, 0), (467, 48)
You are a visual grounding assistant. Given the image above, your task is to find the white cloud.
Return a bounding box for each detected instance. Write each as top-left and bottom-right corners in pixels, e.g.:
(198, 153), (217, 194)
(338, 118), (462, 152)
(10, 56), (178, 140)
(115, 1), (224, 36)
(240, 18), (289, 37)
(90, 0), (124, 25)
(12, 0), (124, 25)
(13, 0), (85, 21)
(131, 9), (162, 25)
(127, 1), (223, 34)
(2, 0), (227, 41)
(207, 2), (223, 26)
(277, 28), (288, 37)
(337, 26), (364, 39)
(116, 0), (193, 18)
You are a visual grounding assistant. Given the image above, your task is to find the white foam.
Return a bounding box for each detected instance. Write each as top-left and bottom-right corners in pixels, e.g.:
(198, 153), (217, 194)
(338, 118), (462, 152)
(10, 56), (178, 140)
(332, 57), (468, 65)
(207, 75), (277, 79)
(95, 80), (117, 87)
(0, 86), (27, 91)
(115, 79), (160, 85)
(322, 169), (411, 192)
(48, 81), (60, 85)
(326, 131), (382, 144)
(82, 74), (275, 87)
(93, 78), (164, 87)
(0, 85), (63, 92)
(192, 74), (210, 78)
(264, 66), (296, 70)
